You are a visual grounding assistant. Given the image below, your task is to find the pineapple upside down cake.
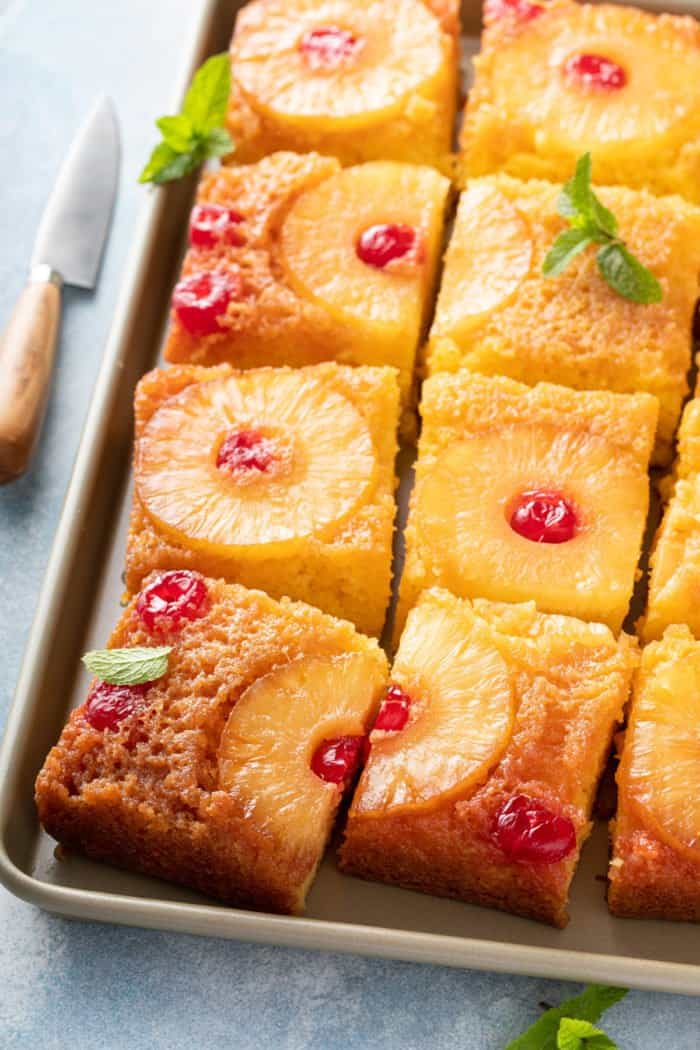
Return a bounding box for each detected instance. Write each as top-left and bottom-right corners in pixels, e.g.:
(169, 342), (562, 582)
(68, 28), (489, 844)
(35, 577), (388, 913)
(461, 0), (700, 203)
(427, 175), (700, 465)
(226, 0), (458, 169)
(396, 371), (658, 637)
(126, 362), (399, 639)
(341, 589), (637, 927)
(642, 385), (700, 643)
(609, 627), (700, 921)
(164, 152), (450, 424)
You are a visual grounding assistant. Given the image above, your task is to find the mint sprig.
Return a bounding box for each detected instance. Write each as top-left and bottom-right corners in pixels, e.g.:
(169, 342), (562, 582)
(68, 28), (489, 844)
(82, 646), (172, 685)
(139, 53), (234, 185)
(505, 983), (628, 1050)
(543, 153), (662, 304)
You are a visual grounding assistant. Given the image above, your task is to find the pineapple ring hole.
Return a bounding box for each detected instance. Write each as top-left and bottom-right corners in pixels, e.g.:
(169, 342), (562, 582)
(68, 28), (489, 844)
(213, 426), (296, 486)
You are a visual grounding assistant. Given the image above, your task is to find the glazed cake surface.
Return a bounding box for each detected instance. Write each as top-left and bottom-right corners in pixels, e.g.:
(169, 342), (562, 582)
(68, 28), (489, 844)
(427, 175), (700, 465)
(126, 362), (399, 638)
(36, 578), (388, 914)
(226, 0), (458, 169)
(461, 0), (700, 203)
(165, 152), (450, 417)
(609, 626), (700, 921)
(341, 589), (637, 927)
(397, 371), (658, 635)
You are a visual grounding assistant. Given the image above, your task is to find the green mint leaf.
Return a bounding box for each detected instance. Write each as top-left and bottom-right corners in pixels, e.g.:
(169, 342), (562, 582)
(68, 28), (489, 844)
(182, 52), (232, 133)
(139, 142), (205, 186)
(588, 192), (618, 239)
(557, 1018), (618, 1050)
(140, 52), (233, 185)
(504, 984), (628, 1050)
(82, 646), (172, 685)
(543, 228), (594, 277)
(206, 126), (234, 159)
(596, 242), (663, 304)
(156, 114), (195, 152)
(557, 153), (617, 237)
(558, 152), (594, 220)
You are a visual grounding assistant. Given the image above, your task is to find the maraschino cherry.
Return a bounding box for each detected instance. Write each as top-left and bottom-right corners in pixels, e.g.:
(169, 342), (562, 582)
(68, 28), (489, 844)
(172, 270), (242, 336)
(311, 735), (366, 785)
(564, 53), (627, 91)
(137, 570), (210, 634)
(356, 224), (418, 270)
(484, 0), (544, 21)
(299, 26), (362, 70)
(492, 794), (577, 863)
(189, 204), (245, 249)
(216, 428), (276, 476)
(509, 489), (578, 544)
(85, 680), (150, 733)
(373, 684), (411, 732)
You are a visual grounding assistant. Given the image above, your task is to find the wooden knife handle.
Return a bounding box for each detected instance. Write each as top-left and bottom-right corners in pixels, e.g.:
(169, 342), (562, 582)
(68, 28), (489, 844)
(0, 269), (61, 484)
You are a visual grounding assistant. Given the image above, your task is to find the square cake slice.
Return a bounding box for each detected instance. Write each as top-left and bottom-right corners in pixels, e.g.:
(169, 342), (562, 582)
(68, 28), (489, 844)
(226, 0), (458, 169)
(341, 589), (637, 927)
(461, 0), (700, 203)
(396, 371), (658, 635)
(127, 362), (399, 639)
(164, 152), (450, 421)
(642, 385), (700, 642)
(426, 176), (700, 465)
(609, 626), (700, 921)
(36, 577), (388, 914)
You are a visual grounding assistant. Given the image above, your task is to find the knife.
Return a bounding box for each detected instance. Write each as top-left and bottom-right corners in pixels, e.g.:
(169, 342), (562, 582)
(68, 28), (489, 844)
(0, 96), (120, 484)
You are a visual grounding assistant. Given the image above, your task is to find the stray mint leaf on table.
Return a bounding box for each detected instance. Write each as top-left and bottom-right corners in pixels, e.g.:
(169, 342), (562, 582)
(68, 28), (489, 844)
(504, 983), (628, 1050)
(139, 52), (234, 185)
(82, 646), (172, 685)
(544, 152), (661, 304)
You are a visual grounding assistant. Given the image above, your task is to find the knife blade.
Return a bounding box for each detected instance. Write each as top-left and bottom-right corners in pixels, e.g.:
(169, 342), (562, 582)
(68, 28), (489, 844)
(0, 96), (120, 483)
(32, 95), (120, 289)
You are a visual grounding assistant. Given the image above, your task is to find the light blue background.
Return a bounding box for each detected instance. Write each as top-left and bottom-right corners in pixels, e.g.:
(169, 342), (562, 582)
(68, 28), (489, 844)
(2, 1), (700, 1045)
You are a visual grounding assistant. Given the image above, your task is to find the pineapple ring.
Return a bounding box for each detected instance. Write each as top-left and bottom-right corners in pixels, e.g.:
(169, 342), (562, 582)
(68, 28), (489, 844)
(622, 658), (700, 861)
(415, 423), (646, 603)
(487, 4), (700, 148)
(354, 603), (515, 818)
(136, 372), (377, 556)
(233, 0), (447, 132)
(431, 184), (533, 340)
(218, 652), (386, 849)
(280, 162), (448, 329)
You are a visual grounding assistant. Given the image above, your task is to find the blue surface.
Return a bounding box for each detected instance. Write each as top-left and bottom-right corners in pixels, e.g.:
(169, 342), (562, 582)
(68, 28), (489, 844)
(2, 1), (700, 1046)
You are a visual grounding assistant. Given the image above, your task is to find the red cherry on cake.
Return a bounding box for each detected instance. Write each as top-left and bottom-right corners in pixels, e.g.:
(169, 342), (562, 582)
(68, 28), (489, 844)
(484, 0), (544, 21)
(172, 271), (241, 336)
(492, 794), (577, 863)
(373, 684), (411, 732)
(299, 26), (362, 70)
(564, 53), (627, 91)
(85, 680), (150, 732)
(311, 735), (366, 785)
(356, 224), (418, 270)
(189, 204), (245, 249)
(137, 570), (210, 634)
(509, 489), (579, 544)
(216, 428), (276, 476)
